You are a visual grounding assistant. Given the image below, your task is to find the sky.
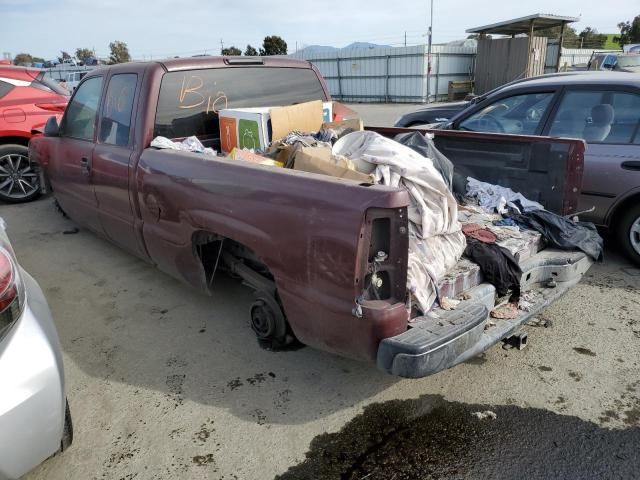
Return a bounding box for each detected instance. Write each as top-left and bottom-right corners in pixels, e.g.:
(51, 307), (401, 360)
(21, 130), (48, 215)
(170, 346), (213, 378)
(1, 0), (638, 60)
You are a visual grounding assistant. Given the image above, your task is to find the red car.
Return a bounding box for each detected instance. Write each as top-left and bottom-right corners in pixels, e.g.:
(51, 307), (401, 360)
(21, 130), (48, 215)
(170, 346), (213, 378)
(0, 66), (69, 202)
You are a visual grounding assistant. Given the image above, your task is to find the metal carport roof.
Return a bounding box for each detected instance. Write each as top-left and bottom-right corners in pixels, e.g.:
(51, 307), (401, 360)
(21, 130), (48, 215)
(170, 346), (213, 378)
(466, 14), (578, 36)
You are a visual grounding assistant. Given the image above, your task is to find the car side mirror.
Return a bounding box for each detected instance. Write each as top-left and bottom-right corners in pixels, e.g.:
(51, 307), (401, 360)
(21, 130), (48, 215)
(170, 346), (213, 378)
(44, 116), (60, 137)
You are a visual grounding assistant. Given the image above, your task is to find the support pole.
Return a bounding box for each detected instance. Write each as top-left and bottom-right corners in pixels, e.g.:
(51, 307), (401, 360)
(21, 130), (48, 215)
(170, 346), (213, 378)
(556, 22), (566, 72)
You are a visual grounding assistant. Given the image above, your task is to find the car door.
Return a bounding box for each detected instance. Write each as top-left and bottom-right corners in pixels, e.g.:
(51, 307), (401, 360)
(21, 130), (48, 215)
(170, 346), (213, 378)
(543, 87), (640, 226)
(92, 72), (149, 260)
(48, 75), (104, 234)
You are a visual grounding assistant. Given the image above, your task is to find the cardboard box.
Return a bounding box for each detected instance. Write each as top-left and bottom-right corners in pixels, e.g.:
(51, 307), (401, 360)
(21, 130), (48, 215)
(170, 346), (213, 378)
(293, 147), (373, 183)
(270, 100), (324, 141)
(218, 107), (272, 154)
(228, 148), (284, 167)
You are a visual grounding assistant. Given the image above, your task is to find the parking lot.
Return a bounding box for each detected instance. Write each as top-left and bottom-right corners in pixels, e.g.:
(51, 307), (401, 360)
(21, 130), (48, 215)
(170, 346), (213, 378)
(5, 104), (639, 479)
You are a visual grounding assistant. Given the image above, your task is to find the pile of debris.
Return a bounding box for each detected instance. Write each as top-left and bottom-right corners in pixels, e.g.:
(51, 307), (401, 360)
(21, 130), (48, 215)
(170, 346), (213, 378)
(150, 99), (604, 319)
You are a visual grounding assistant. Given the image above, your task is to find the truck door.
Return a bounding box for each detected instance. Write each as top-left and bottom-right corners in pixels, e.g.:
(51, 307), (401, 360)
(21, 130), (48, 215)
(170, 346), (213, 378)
(49, 75), (104, 234)
(92, 72), (149, 260)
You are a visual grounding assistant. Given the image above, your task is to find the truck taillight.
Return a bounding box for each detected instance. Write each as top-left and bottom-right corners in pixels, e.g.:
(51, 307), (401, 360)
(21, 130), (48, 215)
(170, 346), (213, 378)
(357, 208), (409, 303)
(0, 247), (23, 339)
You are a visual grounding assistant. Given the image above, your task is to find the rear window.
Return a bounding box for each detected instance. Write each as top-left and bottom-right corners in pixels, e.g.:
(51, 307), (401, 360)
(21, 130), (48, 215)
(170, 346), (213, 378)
(154, 67), (327, 139)
(32, 71), (70, 96)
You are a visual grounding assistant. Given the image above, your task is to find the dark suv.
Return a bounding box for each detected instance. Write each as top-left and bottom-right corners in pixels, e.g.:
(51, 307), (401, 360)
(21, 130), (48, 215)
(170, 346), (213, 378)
(396, 72), (640, 264)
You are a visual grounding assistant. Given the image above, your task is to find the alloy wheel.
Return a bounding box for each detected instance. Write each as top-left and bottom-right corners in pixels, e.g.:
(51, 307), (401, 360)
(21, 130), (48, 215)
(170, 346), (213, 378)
(0, 153), (39, 200)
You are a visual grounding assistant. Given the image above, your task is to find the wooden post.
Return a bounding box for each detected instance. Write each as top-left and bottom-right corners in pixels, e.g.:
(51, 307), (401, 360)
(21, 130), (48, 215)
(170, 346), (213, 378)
(527, 19), (535, 77)
(556, 22), (566, 72)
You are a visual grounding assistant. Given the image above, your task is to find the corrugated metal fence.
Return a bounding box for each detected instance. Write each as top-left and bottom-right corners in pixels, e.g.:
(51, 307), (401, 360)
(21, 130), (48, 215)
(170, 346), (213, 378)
(290, 44), (610, 103)
(290, 45), (475, 103)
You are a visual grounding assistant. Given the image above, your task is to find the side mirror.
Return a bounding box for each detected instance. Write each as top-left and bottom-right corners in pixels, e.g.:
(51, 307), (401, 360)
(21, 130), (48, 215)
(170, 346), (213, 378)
(44, 116), (60, 137)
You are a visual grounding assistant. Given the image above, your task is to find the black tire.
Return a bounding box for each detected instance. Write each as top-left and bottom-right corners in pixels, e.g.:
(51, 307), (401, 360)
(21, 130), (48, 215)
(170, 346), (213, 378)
(0, 144), (41, 203)
(617, 203), (640, 265)
(250, 292), (294, 350)
(61, 399), (73, 451)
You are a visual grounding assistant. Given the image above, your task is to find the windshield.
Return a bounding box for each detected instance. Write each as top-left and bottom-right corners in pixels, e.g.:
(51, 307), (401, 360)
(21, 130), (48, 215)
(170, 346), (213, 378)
(33, 71), (71, 96)
(154, 67), (327, 139)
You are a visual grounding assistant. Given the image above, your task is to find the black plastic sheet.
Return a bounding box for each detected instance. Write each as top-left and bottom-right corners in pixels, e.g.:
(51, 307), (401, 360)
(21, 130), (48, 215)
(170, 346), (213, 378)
(511, 210), (603, 261)
(394, 131), (454, 190)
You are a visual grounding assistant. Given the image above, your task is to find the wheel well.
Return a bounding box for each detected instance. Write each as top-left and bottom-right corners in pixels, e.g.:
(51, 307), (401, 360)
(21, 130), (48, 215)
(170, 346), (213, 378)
(0, 136), (30, 147)
(192, 231), (275, 292)
(608, 193), (640, 231)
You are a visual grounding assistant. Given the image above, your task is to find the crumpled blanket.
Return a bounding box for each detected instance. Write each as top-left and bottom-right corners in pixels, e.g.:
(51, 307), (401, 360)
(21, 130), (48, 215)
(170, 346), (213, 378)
(151, 136), (216, 156)
(466, 177), (544, 214)
(333, 131), (466, 312)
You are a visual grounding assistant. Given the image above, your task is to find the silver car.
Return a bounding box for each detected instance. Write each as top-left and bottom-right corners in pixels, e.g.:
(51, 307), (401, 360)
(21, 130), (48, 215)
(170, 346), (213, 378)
(0, 218), (72, 479)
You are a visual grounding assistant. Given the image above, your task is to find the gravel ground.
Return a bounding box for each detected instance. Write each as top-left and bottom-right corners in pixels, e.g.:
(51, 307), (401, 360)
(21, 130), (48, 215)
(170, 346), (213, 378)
(7, 103), (639, 479)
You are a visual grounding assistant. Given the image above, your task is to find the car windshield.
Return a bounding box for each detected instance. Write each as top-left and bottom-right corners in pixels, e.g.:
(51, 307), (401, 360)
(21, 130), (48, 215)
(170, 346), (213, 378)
(33, 72), (70, 96)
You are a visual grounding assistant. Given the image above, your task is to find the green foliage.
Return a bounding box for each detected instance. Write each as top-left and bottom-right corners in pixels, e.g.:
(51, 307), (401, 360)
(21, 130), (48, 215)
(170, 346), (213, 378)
(578, 27), (607, 49)
(259, 36), (287, 56)
(221, 46), (242, 56)
(57, 51), (71, 63)
(13, 53), (33, 65)
(615, 15), (640, 47)
(109, 41), (131, 64)
(75, 48), (94, 63)
(244, 45), (258, 56)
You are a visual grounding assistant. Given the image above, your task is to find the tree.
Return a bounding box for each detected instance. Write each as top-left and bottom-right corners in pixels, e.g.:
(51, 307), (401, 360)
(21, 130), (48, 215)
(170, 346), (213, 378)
(13, 53), (33, 65)
(615, 15), (640, 47)
(109, 40), (131, 64)
(221, 46), (242, 56)
(578, 27), (607, 49)
(244, 44), (258, 56)
(536, 25), (580, 48)
(75, 48), (94, 63)
(259, 35), (287, 56)
(57, 51), (71, 63)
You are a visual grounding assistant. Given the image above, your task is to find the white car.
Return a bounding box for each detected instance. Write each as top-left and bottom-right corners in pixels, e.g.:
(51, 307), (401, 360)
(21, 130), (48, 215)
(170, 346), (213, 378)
(0, 218), (72, 479)
(64, 71), (88, 92)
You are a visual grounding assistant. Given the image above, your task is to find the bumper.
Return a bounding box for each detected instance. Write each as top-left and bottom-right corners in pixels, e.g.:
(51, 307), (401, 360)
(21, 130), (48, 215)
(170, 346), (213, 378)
(377, 249), (593, 378)
(0, 270), (66, 480)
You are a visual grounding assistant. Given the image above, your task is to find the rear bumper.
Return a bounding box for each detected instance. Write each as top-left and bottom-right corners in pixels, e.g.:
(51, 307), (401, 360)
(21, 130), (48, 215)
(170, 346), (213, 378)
(0, 270), (66, 480)
(377, 249), (593, 378)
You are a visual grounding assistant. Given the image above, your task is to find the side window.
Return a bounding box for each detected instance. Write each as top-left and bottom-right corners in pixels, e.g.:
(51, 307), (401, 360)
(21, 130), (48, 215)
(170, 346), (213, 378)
(61, 76), (103, 141)
(99, 74), (137, 147)
(549, 90), (640, 144)
(0, 80), (14, 100)
(603, 55), (616, 70)
(458, 92), (554, 135)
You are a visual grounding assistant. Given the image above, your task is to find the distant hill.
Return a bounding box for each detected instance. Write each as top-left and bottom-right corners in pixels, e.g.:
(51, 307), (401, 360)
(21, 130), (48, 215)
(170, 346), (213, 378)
(603, 34), (621, 50)
(298, 42), (391, 54)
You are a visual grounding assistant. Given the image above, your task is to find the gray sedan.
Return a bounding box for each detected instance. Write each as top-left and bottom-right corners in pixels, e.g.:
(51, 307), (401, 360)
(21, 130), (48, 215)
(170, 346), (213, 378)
(0, 218), (72, 479)
(397, 72), (640, 264)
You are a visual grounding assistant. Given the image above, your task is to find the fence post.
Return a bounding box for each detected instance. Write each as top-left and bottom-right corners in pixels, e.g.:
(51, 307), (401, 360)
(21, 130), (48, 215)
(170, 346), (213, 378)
(336, 56), (343, 100)
(434, 52), (440, 102)
(385, 55), (390, 103)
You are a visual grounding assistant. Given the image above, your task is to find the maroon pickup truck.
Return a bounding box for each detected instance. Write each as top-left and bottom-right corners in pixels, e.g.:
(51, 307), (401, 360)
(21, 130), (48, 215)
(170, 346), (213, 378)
(30, 57), (593, 378)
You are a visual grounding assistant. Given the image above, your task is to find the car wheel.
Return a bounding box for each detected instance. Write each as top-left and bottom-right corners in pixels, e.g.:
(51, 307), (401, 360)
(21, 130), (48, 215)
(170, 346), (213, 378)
(0, 144), (41, 203)
(61, 399), (73, 451)
(617, 203), (640, 265)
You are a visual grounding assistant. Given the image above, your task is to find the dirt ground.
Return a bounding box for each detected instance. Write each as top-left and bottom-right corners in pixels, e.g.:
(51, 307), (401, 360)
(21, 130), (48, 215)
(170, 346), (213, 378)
(6, 103), (639, 479)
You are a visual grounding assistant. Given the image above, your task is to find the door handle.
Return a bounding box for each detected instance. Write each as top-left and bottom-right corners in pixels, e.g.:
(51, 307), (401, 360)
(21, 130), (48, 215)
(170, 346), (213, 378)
(621, 161), (640, 171)
(80, 157), (91, 176)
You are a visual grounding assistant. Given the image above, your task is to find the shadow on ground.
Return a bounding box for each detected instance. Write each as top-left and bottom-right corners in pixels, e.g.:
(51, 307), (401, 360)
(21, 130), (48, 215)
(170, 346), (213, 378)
(276, 394), (640, 480)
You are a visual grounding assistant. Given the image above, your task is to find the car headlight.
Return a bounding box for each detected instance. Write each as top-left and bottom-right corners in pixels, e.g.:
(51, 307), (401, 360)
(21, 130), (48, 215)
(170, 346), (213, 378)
(0, 231), (26, 341)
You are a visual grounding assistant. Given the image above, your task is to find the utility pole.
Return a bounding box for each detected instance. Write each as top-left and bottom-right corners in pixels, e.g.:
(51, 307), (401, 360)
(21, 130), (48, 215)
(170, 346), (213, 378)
(426, 0), (434, 103)
(220, 39), (224, 54)
(404, 32), (407, 47)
